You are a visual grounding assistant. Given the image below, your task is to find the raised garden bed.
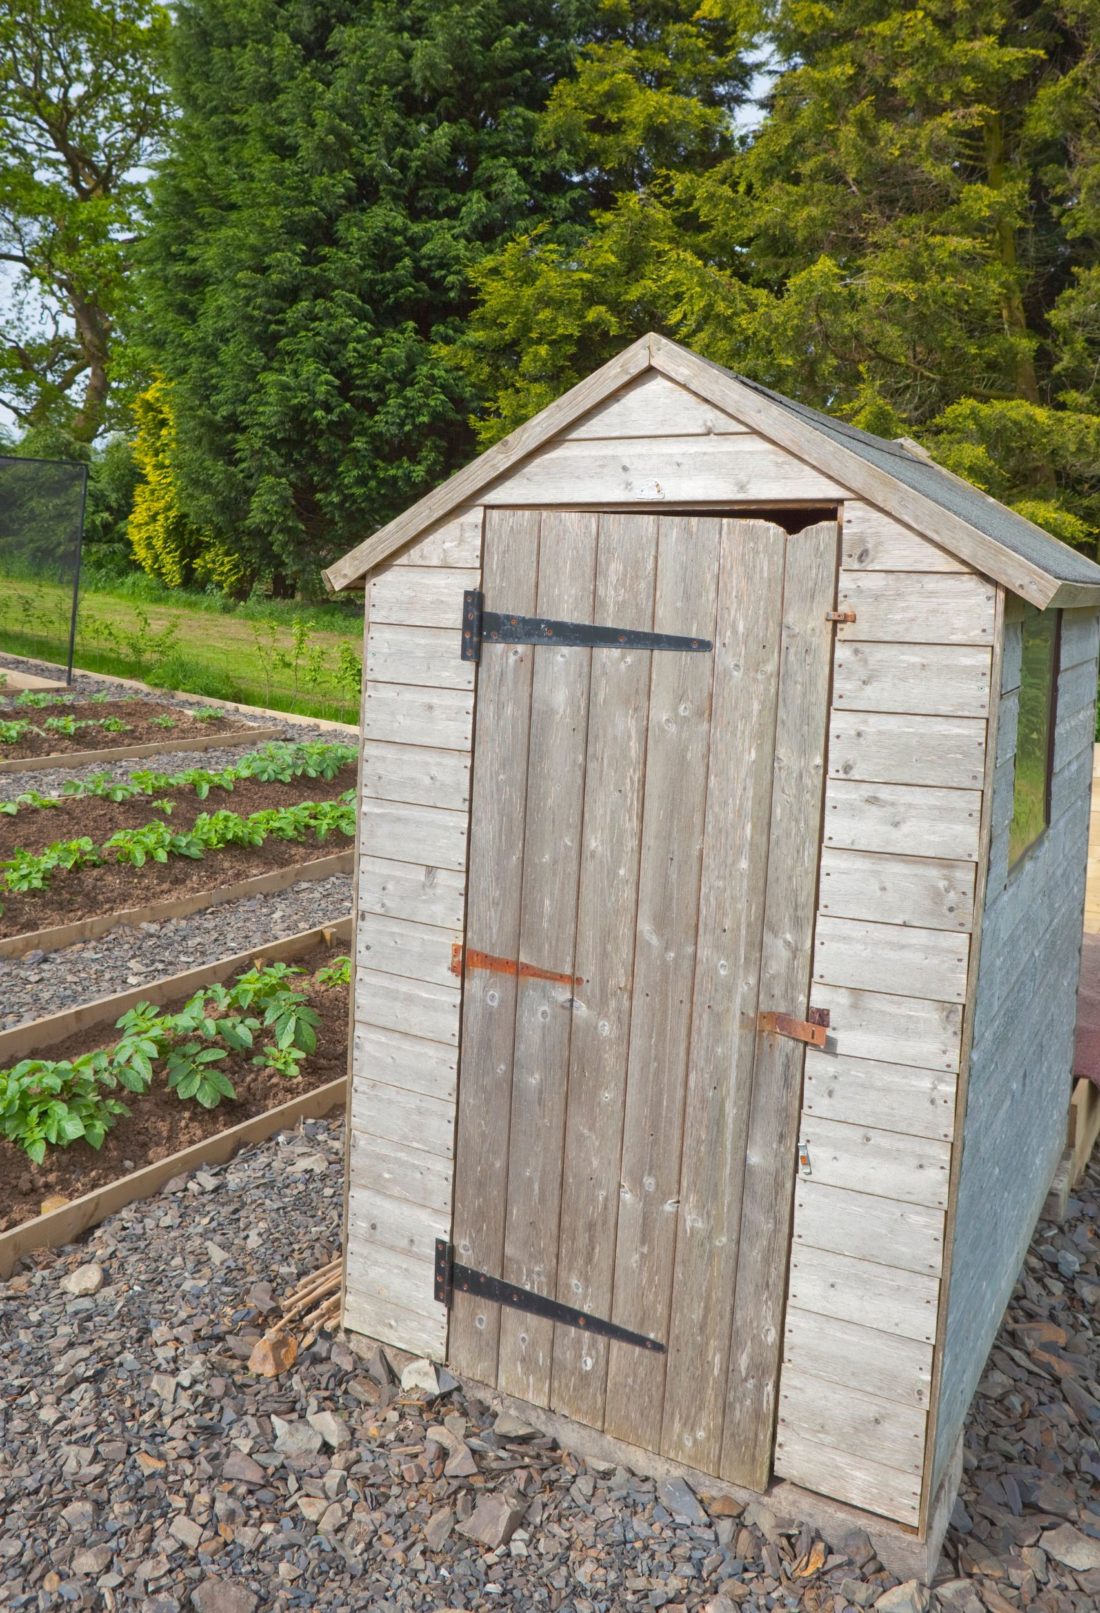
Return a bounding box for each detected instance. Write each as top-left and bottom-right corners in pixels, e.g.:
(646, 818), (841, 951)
(0, 919), (352, 1270)
(0, 748), (358, 953)
(0, 697), (285, 773)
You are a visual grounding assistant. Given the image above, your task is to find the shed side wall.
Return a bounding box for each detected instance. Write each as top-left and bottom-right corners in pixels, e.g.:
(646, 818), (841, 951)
(343, 508), (482, 1357)
(930, 601), (1099, 1486)
(774, 501), (996, 1529)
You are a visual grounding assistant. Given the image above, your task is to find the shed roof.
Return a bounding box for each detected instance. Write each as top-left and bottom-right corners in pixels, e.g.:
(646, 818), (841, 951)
(324, 332), (1100, 609)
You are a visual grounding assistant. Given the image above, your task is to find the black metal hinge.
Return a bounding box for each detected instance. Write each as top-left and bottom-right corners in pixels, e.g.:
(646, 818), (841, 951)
(434, 1240), (665, 1353)
(461, 590), (712, 665)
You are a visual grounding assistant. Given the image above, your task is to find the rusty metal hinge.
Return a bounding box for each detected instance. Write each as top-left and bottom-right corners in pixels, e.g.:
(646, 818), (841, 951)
(825, 609), (857, 624)
(758, 1007), (830, 1048)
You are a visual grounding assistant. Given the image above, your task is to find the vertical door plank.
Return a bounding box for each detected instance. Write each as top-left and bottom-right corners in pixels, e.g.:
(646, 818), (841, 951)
(550, 513), (659, 1427)
(497, 512), (599, 1407)
(660, 520), (787, 1470)
(604, 515), (722, 1448)
(721, 521), (837, 1487)
(448, 509), (540, 1385)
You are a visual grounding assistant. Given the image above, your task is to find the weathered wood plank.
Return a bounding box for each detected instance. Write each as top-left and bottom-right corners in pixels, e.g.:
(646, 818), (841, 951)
(833, 643), (992, 717)
(1059, 608), (1100, 671)
(604, 515), (722, 1451)
(449, 509), (540, 1386)
(818, 847), (975, 933)
(802, 1049), (955, 1141)
(550, 512), (658, 1430)
(369, 566), (480, 628)
(773, 1428), (922, 1527)
(350, 1131), (452, 1215)
(343, 1285), (446, 1361)
(364, 683), (474, 752)
(793, 1179), (944, 1276)
(778, 1367), (926, 1474)
(366, 624), (475, 691)
(356, 967), (461, 1046)
(352, 1022), (457, 1103)
(787, 1245), (938, 1343)
(813, 915), (969, 1004)
(351, 1079), (455, 1157)
(721, 521), (837, 1489)
(809, 984), (963, 1072)
(784, 1307), (934, 1409)
(484, 434), (848, 507)
(344, 1239), (441, 1322)
(393, 509), (482, 568)
(359, 855), (466, 930)
(356, 912), (459, 988)
(802, 1115), (950, 1208)
(570, 373), (750, 439)
(660, 519), (786, 1473)
(828, 710), (986, 790)
(841, 503), (966, 573)
(499, 511), (598, 1409)
(837, 572), (995, 644)
(361, 799), (468, 871)
(361, 741), (471, 813)
(348, 1186), (449, 1266)
(824, 779), (982, 861)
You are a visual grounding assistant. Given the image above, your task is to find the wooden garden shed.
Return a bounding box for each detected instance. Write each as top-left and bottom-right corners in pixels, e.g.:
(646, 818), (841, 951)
(323, 333), (1100, 1567)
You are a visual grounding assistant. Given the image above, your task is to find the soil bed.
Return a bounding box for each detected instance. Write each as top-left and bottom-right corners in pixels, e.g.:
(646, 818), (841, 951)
(0, 792), (353, 939)
(0, 953), (348, 1234)
(0, 699), (253, 759)
(0, 763), (356, 858)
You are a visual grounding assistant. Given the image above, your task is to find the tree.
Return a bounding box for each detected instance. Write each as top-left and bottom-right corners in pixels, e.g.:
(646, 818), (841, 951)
(0, 0), (171, 441)
(141, 0), (596, 592)
(453, 0), (763, 441)
(463, 0), (1100, 547)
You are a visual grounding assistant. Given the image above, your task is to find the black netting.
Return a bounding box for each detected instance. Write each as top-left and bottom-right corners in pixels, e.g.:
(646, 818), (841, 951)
(0, 455), (88, 682)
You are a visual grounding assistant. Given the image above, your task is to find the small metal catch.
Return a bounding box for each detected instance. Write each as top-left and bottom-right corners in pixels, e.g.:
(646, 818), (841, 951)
(798, 1141), (813, 1178)
(825, 610), (857, 624)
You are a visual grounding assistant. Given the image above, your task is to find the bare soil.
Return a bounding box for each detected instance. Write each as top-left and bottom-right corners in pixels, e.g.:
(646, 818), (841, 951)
(0, 699), (252, 759)
(0, 764), (356, 859)
(0, 957), (348, 1234)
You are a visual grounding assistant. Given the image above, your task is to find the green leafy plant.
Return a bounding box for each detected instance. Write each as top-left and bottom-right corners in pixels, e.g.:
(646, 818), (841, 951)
(152, 713), (177, 729)
(0, 1051), (137, 1163)
(0, 719), (30, 743)
(317, 955), (351, 989)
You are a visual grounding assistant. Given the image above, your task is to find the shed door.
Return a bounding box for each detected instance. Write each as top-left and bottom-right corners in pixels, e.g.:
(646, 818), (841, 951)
(448, 508), (835, 1486)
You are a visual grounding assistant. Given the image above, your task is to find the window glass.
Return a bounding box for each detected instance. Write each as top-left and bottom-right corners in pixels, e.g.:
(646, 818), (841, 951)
(1009, 607), (1059, 868)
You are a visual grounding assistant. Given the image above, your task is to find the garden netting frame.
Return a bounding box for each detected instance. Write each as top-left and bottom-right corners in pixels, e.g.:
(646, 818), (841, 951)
(0, 454), (88, 684)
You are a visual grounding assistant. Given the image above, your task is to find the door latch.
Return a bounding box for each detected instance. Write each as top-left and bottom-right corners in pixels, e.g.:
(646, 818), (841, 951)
(757, 1008), (830, 1048)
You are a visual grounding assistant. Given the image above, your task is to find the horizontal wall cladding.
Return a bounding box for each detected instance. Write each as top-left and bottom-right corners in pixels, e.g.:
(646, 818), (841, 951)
(344, 510), (482, 1361)
(931, 605), (1100, 1488)
(775, 502), (997, 1529)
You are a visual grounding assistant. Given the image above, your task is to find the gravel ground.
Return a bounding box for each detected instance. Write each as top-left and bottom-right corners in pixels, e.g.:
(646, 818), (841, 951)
(0, 1125), (1096, 1613)
(0, 872), (353, 1029)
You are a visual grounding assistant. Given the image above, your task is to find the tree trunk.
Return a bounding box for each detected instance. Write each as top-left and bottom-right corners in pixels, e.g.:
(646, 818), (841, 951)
(68, 293), (111, 443)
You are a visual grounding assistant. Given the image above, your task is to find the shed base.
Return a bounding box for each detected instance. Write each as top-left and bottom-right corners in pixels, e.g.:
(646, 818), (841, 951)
(464, 1378), (962, 1586)
(343, 1328), (960, 1585)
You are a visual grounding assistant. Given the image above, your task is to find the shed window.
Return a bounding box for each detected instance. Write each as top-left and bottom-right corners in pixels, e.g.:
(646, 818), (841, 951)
(1009, 607), (1060, 868)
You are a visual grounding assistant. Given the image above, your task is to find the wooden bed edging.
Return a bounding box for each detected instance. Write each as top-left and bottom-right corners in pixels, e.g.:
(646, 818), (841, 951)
(0, 848), (354, 959)
(0, 915), (355, 1277)
(0, 1075), (346, 1279)
(0, 724), (287, 776)
(0, 915), (353, 1062)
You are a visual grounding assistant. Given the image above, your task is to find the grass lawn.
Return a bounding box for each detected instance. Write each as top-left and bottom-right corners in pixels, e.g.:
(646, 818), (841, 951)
(0, 573), (364, 722)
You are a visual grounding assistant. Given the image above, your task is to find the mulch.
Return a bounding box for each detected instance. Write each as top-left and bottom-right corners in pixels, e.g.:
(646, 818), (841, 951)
(0, 957), (348, 1235)
(0, 699), (251, 759)
(0, 764), (357, 859)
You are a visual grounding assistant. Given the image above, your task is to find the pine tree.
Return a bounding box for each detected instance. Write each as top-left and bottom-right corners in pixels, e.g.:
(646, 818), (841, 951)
(464, 0), (1100, 546)
(141, 0), (592, 591)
